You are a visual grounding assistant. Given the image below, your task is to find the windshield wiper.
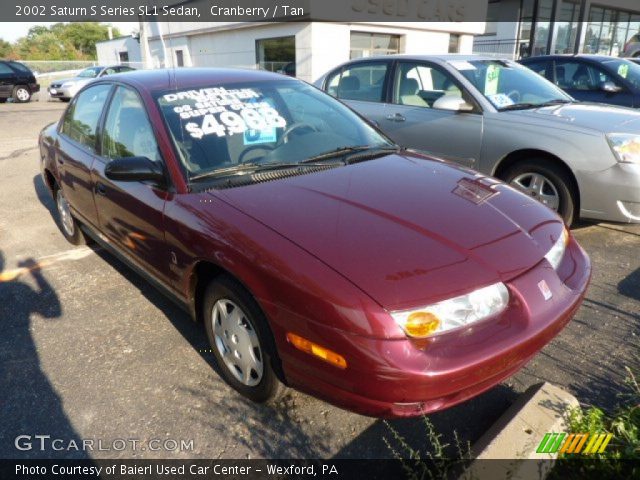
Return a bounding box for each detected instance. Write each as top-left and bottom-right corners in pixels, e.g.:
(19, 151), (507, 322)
(301, 145), (399, 165)
(190, 160), (344, 182)
(500, 99), (574, 111)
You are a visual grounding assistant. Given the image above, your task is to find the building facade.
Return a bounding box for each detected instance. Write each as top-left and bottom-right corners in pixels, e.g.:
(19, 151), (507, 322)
(96, 36), (143, 67)
(132, 22), (485, 83)
(474, 0), (640, 59)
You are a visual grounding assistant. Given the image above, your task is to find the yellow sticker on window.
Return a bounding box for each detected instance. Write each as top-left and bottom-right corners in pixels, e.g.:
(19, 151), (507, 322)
(618, 63), (629, 79)
(485, 64), (500, 96)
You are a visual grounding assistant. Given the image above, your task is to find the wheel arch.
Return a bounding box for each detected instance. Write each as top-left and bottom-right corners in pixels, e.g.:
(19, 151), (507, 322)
(43, 168), (57, 195)
(493, 149), (581, 213)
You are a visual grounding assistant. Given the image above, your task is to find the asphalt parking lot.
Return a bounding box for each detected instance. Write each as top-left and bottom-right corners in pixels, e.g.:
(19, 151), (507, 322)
(0, 99), (638, 460)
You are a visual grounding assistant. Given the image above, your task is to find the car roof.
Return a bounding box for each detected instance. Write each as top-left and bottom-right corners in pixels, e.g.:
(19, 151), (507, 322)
(340, 54), (506, 65)
(521, 54), (628, 62)
(99, 68), (295, 94)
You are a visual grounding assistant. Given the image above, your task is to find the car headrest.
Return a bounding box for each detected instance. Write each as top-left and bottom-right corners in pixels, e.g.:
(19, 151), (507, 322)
(400, 78), (419, 96)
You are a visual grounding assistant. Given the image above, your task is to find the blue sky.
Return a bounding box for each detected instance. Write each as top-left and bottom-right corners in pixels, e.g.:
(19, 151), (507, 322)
(0, 22), (136, 42)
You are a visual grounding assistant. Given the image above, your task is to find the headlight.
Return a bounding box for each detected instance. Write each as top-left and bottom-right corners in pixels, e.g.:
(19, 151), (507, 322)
(391, 282), (509, 338)
(607, 134), (640, 165)
(544, 227), (569, 270)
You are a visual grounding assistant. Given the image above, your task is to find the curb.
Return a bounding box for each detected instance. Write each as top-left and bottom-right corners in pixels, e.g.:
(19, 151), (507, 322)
(464, 382), (579, 480)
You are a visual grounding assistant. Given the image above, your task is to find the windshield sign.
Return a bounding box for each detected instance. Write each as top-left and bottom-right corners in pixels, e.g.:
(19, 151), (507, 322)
(449, 60), (572, 110)
(156, 80), (390, 181)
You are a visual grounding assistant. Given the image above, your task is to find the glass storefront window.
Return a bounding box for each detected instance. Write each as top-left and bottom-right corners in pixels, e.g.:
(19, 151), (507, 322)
(256, 36), (295, 74)
(554, 0), (581, 54)
(584, 7), (640, 56)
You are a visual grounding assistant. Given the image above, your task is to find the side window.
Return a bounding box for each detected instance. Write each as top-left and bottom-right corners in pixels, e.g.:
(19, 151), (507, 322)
(328, 63), (389, 103)
(0, 62), (14, 74)
(61, 84), (112, 151)
(101, 86), (161, 162)
(556, 61), (619, 91)
(103, 68), (117, 76)
(393, 62), (463, 109)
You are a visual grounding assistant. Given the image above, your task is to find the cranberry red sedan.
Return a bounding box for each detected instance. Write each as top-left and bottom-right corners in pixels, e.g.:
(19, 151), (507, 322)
(38, 68), (591, 417)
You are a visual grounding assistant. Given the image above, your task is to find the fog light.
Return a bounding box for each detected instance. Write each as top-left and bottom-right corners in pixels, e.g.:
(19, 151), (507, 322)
(286, 333), (347, 369)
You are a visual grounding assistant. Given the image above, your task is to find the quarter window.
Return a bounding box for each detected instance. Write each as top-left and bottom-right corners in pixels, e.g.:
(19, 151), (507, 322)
(0, 62), (14, 74)
(102, 86), (160, 162)
(61, 84), (111, 151)
(326, 63), (389, 103)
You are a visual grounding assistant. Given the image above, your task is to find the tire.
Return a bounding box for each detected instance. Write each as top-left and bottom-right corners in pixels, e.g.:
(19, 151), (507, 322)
(59, 98), (71, 103)
(54, 185), (87, 245)
(203, 275), (285, 403)
(501, 158), (576, 225)
(12, 85), (31, 103)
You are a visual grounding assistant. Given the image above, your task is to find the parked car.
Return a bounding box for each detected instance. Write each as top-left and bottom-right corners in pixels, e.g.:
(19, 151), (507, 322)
(0, 60), (40, 103)
(520, 55), (640, 108)
(39, 68), (590, 417)
(316, 54), (640, 225)
(622, 33), (640, 58)
(48, 65), (135, 102)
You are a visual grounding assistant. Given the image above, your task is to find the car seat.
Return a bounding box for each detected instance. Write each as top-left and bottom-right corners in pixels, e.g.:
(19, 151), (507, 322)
(399, 78), (429, 107)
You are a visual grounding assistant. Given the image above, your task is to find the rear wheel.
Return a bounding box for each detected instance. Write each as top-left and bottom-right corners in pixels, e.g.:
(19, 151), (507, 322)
(12, 85), (31, 103)
(203, 275), (285, 403)
(54, 186), (87, 245)
(501, 158), (576, 225)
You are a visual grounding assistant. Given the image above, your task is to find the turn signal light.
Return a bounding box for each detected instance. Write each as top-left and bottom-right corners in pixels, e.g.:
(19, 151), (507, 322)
(286, 333), (347, 369)
(405, 312), (441, 337)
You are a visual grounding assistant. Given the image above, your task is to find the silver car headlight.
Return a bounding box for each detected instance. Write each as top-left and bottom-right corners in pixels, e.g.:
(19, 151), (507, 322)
(607, 133), (640, 165)
(544, 227), (569, 270)
(390, 282), (510, 338)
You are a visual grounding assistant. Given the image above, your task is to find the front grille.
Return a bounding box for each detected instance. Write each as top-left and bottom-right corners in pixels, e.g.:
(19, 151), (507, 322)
(50, 83), (61, 88)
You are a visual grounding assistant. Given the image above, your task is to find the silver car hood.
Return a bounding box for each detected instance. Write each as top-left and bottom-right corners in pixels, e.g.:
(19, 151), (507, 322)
(505, 103), (640, 134)
(52, 77), (92, 85)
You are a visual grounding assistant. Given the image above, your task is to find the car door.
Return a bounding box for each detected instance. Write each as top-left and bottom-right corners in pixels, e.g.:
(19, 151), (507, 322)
(324, 60), (392, 127)
(380, 60), (483, 169)
(56, 83), (113, 228)
(0, 62), (16, 97)
(91, 85), (171, 284)
(553, 59), (634, 107)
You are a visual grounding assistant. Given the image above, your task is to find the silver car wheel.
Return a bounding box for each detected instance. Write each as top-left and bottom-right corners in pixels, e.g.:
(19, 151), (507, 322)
(56, 189), (75, 237)
(511, 172), (560, 211)
(15, 88), (30, 102)
(211, 299), (263, 387)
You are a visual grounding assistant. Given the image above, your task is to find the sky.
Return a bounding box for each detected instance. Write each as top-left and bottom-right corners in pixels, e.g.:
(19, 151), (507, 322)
(0, 22), (137, 42)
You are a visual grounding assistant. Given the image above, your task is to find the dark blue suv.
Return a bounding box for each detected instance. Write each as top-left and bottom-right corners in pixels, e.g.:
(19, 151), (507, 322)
(520, 55), (640, 108)
(0, 60), (40, 103)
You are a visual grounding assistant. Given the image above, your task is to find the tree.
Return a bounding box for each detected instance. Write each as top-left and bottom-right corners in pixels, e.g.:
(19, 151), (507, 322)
(0, 39), (14, 58)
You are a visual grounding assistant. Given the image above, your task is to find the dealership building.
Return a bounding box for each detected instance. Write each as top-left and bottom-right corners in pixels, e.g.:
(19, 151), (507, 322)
(474, 0), (640, 58)
(97, 21), (485, 83)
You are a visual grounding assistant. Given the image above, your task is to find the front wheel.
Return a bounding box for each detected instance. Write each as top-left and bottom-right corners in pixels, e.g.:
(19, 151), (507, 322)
(502, 159), (576, 225)
(203, 275), (285, 403)
(54, 187), (87, 245)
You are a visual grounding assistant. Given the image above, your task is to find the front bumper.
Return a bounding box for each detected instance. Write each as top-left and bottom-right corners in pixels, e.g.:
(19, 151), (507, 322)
(280, 238), (590, 418)
(579, 163), (640, 223)
(48, 85), (77, 99)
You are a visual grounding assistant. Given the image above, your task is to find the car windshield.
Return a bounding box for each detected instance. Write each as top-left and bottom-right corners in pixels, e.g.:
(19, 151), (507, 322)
(449, 59), (572, 110)
(156, 79), (392, 180)
(77, 67), (102, 78)
(602, 58), (640, 89)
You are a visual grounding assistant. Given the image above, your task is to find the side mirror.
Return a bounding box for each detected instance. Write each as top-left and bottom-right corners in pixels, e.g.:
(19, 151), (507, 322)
(105, 156), (165, 184)
(601, 81), (622, 93)
(433, 96), (474, 112)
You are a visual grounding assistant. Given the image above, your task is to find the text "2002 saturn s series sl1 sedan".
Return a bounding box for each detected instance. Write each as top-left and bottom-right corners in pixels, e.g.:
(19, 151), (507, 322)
(38, 68), (591, 417)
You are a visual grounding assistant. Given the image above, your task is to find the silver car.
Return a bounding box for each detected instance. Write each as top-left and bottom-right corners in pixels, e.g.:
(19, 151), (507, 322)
(622, 33), (640, 58)
(315, 55), (640, 225)
(48, 65), (135, 102)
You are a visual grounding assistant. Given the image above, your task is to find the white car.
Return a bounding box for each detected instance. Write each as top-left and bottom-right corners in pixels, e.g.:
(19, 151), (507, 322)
(48, 65), (135, 102)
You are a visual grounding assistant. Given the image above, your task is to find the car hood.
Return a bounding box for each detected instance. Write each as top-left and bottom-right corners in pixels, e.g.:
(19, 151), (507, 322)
(211, 154), (563, 310)
(52, 77), (91, 85)
(504, 103), (640, 134)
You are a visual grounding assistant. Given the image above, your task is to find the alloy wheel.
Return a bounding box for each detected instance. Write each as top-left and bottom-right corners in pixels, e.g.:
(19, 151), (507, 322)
(510, 172), (560, 211)
(15, 88), (30, 102)
(56, 189), (75, 237)
(211, 299), (264, 387)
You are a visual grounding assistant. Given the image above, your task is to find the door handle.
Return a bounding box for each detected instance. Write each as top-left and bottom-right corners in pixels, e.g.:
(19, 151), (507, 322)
(386, 113), (406, 122)
(95, 183), (107, 196)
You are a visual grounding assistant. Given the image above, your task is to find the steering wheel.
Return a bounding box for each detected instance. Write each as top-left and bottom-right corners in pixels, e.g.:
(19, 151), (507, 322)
(238, 144), (275, 164)
(506, 90), (521, 103)
(276, 123), (318, 146)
